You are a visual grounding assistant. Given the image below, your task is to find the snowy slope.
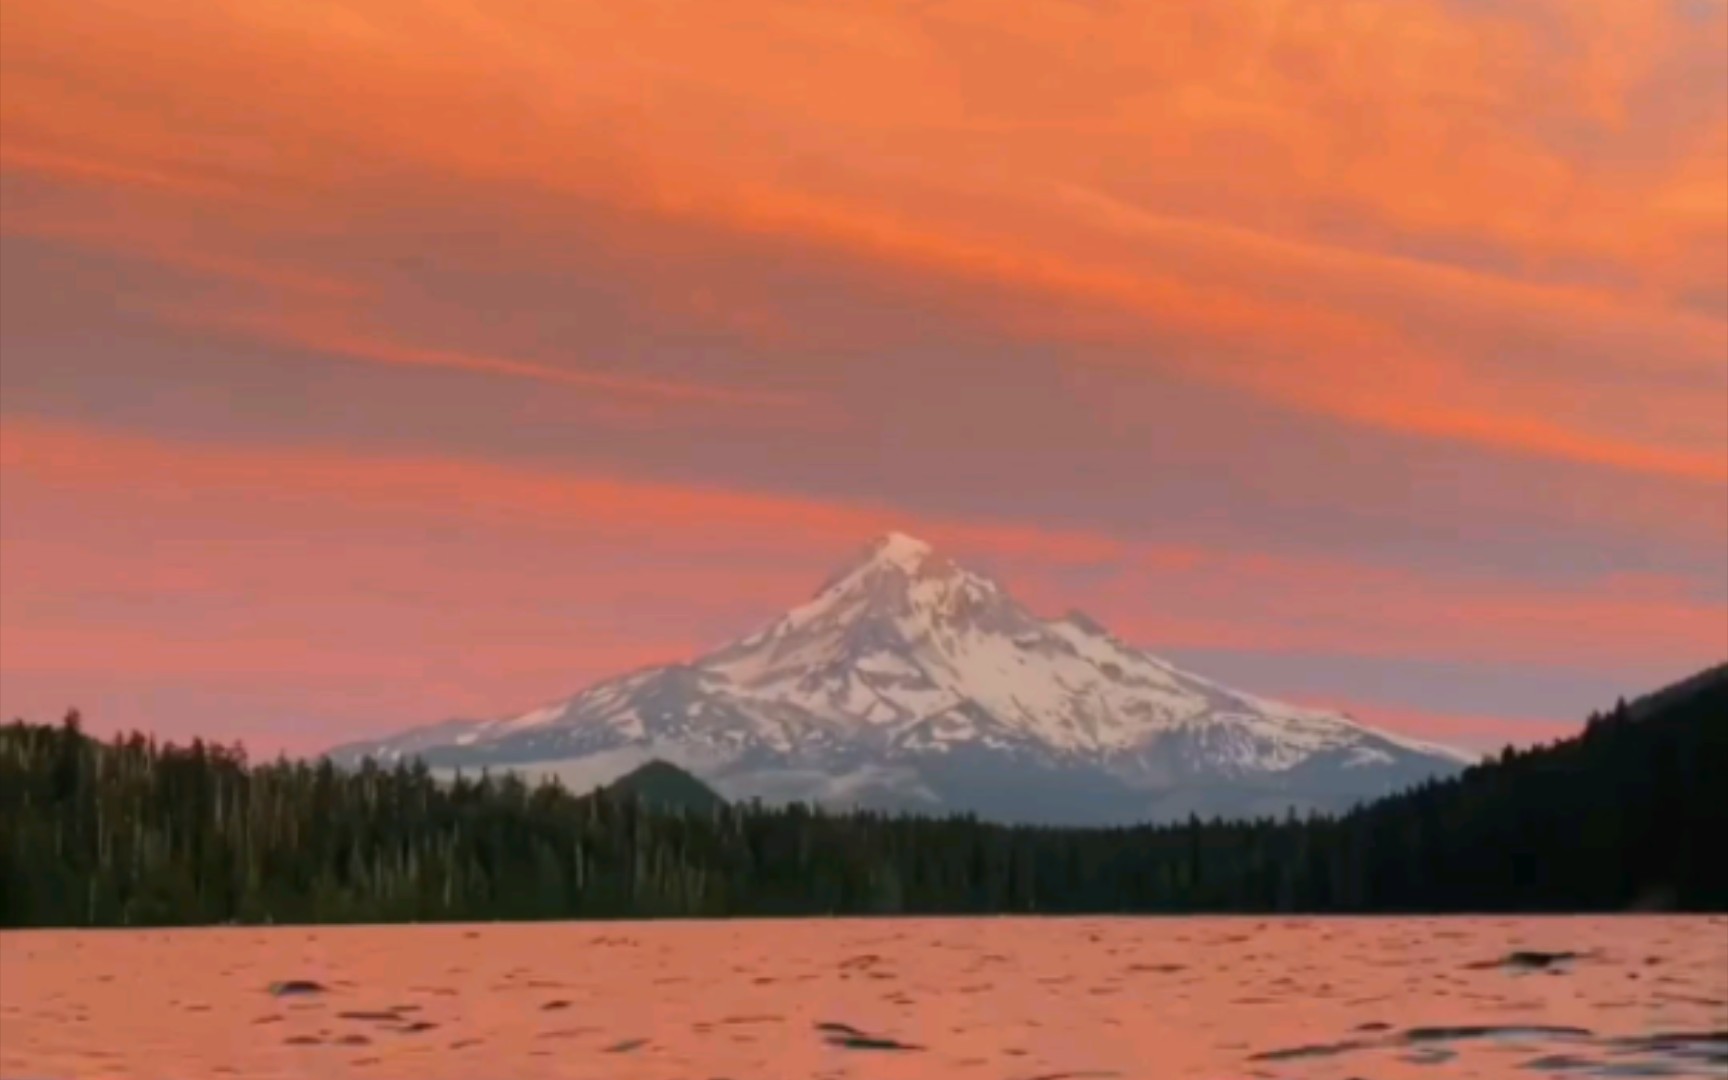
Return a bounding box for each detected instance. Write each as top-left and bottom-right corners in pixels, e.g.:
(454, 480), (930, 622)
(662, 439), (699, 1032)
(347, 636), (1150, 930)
(328, 533), (1471, 824)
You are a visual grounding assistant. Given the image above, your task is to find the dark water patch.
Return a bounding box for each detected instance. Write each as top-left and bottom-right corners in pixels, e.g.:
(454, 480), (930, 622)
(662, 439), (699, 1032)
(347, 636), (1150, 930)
(1405, 1025), (1593, 1043)
(1016, 1072), (1124, 1079)
(1401, 1046), (1458, 1065)
(337, 1010), (404, 1022)
(1126, 963), (1185, 974)
(540, 1000), (570, 1011)
(539, 1027), (599, 1040)
(253, 1014), (282, 1025)
(1524, 1053), (1603, 1071)
(1355, 1022), (1392, 1032)
(716, 1014), (782, 1025)
(815, 1021), (922, 1052)
(283, 1036), (322, 1046)
(448, 1038), (482, 1049)
(1467, 951), (1586, 972)
(393, 1021), (438, 1034)
(604, 1038), (648, 1053)
(1248, 1039), (1369, 1062)
(1608, 1031), (1728, 1067)
(334, 1034), (371, 1047)
(1615, 1030), (1728, 1047)
(268, 980), (328, 997)
(1654, 992), (1727, 1008)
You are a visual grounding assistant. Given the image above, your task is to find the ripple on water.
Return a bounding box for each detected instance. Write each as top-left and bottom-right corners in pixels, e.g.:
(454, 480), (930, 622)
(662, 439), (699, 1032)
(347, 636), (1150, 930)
(815, 1021), (923, 1052)
(1248, 1024), (1728, 1078)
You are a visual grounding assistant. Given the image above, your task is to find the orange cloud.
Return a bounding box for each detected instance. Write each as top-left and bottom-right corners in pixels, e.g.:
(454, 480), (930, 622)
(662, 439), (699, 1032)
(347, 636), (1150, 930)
(4, 0), (1722, 484)
(659, 179), (1728, 483)
(6, 0), (1721, 470)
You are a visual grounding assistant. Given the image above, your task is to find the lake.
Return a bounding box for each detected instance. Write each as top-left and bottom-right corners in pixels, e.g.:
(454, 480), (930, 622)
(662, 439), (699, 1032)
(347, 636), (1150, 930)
(2, 916), (1723, 1078)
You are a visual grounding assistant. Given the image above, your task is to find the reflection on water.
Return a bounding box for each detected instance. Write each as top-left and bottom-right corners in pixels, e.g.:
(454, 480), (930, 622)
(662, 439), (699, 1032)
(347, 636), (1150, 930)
(1, 916), (1723, 1078)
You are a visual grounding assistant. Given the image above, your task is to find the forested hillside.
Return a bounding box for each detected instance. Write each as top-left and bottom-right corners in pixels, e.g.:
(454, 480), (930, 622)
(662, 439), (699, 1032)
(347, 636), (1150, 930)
(2, 665), (1722, 926)
(600, 760), (728, 815)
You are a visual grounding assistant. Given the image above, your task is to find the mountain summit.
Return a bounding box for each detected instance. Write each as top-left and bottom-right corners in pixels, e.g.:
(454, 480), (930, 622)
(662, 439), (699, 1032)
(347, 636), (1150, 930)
(329, 532), (1471, 824)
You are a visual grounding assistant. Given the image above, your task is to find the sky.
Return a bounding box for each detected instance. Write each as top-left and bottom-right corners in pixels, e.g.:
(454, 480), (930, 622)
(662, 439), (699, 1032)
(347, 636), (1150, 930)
(1, 0), (1724, 756)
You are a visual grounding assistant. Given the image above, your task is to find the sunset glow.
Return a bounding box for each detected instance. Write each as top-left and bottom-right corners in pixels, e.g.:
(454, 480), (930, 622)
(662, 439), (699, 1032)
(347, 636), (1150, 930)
(2, 0), (1724, 754)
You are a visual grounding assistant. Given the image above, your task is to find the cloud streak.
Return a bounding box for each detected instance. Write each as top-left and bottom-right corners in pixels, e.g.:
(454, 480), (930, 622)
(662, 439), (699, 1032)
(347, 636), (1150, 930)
(153, 308), (814, 410)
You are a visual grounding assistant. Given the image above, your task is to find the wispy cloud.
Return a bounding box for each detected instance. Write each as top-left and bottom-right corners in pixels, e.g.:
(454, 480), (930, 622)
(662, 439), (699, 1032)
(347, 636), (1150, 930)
(151, 309), (813, 410)
(0, 215), (371, 299)
(0, 144), (245, 199)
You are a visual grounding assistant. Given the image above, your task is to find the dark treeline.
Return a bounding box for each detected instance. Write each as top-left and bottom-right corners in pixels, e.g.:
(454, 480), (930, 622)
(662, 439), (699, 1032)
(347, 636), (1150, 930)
(2, 666), (1722, 926)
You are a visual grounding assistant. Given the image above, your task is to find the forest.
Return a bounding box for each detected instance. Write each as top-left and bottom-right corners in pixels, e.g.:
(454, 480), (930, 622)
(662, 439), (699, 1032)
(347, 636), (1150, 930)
(1, 664), (1722, 926)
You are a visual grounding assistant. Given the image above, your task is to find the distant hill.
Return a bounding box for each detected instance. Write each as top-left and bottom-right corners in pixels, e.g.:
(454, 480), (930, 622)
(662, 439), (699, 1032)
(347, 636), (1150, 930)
(1329, 661), (1727, 911)
(599, 760), (726, 814)
(1625, 661), (1728, 721)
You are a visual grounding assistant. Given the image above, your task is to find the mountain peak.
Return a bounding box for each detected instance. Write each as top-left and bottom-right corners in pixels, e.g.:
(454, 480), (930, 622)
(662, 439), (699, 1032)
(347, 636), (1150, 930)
(864, 531), (936, 570)
(816, 531), (955, 594)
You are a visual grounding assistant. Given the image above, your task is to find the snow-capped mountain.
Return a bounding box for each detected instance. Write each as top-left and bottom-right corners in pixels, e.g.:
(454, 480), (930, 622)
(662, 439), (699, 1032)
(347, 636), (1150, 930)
(327, 532), (1473, 824)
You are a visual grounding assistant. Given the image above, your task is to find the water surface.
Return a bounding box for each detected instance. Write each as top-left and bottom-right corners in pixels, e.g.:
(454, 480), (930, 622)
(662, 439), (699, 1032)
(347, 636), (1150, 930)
(2, 916), (1723, 1078)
